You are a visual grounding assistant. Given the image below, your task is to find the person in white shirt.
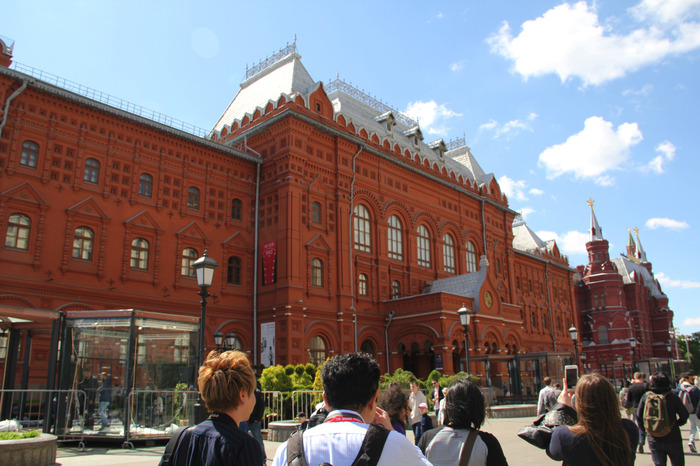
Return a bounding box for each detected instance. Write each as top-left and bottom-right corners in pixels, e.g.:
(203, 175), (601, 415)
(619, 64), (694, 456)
(409, 380), (427, 444)
(272, 352), (430, 466)
(537, 376), (556, 415)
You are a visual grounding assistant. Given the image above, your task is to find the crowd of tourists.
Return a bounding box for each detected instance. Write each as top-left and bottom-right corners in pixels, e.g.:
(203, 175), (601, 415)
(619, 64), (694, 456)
(158, 349), (699, 466)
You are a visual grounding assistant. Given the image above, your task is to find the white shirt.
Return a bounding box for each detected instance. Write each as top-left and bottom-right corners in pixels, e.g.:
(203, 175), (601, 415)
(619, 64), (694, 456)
(409, 390), (427, 425)
(271, 409), (431, 466)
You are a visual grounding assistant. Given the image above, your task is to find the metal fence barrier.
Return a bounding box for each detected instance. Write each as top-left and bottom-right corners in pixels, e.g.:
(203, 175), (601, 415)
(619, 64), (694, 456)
(0, 389), (87, 449)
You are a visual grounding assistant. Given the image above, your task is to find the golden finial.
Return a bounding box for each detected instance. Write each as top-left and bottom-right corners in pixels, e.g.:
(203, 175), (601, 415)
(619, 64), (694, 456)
(634, 227), (639, 236)
(587, 197), (595, 209)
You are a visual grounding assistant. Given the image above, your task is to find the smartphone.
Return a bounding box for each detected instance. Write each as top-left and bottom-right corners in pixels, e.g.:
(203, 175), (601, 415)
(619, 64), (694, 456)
(565, 365), (578, 388)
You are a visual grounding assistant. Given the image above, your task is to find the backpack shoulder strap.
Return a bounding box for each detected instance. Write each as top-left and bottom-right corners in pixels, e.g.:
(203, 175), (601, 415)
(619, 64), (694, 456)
(159, 426), (192, 466)
(458, 430), (478, 466)
(287, 430), (308, 466)
(351, 424), (391, 466)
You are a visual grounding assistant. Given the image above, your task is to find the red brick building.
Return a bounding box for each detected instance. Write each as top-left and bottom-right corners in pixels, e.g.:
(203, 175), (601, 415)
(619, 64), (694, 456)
(574, 200), (675, 384)
(1, 39), (581, 395)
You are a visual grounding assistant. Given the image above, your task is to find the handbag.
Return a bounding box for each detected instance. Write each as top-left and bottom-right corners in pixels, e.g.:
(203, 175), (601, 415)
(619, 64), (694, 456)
(517, 404), (577, 450)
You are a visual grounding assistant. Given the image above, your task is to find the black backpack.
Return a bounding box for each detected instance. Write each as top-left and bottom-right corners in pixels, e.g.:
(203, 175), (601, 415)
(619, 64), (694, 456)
(286, 424), (390, 466)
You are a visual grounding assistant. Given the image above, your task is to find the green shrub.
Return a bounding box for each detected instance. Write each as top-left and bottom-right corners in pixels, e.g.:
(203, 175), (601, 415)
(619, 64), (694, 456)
(304, 363), (316, 378)
(284, 364), (295, 376)
(0, 430), (40, 440)
(294, 364), (305, 376)
(260, 365), (293, 392)
(380, 368), (415, 389)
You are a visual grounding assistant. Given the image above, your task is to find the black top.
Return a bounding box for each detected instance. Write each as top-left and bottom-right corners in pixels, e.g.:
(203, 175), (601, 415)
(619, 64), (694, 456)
(626, 381), (648, 408)
(547, 419), (638, 465)
(636, 389), (689, 444)
(170, 412), (263, 466)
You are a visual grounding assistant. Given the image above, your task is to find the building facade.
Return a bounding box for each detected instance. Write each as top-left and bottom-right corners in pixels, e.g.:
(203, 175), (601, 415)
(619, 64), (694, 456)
(574, 201), (676, 385)
(1, 39), (582, 395)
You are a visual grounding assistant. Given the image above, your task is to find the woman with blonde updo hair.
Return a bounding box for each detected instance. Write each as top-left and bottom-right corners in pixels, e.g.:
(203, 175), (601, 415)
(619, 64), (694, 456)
(547, 372), (637, 466)
(165, 350), (262, 466)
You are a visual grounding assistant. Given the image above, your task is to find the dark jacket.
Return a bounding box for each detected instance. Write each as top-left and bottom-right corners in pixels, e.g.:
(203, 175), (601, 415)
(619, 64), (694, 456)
(170, 412), (262, 466)
(636, 389), (689, 444)
(547, 419), (637, 465)
(98, 377), (112, 403)
(247, 388), (265, 424)
(627, 380), (648, 408)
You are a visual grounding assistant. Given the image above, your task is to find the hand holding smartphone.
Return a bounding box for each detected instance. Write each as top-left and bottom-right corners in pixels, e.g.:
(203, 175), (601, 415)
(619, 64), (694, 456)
(565, 365), (578, 389)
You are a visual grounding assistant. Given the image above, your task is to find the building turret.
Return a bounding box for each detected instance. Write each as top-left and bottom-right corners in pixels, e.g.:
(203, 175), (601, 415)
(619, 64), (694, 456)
(586, 198), (610, 266)
(0, 36), (13, 68)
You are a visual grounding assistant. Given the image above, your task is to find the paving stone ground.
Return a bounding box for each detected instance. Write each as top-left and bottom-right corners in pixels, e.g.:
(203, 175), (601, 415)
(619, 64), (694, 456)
(54, 417), (700, 465)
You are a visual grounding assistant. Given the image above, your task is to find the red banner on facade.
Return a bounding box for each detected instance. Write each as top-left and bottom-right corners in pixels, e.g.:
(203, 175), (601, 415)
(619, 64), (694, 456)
(262, 241), (277, 285)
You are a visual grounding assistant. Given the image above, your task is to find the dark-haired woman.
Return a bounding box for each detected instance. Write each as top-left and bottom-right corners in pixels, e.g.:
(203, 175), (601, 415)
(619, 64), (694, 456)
(547, 372), (637, 466)
(418, 379), (508, 466)
(379, 384), (410, 435)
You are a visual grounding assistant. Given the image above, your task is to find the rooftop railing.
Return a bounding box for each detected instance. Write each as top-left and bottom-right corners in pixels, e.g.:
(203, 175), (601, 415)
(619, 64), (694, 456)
(11, 62), (209, 139)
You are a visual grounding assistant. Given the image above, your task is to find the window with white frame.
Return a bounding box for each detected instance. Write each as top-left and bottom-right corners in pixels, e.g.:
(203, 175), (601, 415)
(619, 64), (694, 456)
(181, 248), (198, 277)
(387, 215), (403, 260)
(358, 273), (368, 296)
(130, 238), (149, 270)
(311, 258), (323, 287)
(5, 213), (31, 250)
(20, 141), (39, 168)
(466, 241), (478, 272)
(353, 204), (371, 252)
(72, 226), (94, 261)
(443, 233), (455, 273)
(417, 225), (431, 267)
(84, 158), (100, 184)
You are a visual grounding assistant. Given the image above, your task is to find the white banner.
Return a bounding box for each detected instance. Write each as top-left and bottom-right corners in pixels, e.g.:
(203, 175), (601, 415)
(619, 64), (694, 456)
(260, 322), (276, 367)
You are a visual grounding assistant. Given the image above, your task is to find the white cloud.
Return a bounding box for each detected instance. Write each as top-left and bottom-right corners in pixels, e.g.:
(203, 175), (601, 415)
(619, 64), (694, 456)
(436, 12), (444, 19)
(451, 60), (465, 72)
(529, 188), (544, 196)
(488, 1), (700, 86)
(479, 113), (537, 139)
(656, 272), (700, 289)
(518, 207), (536, 219)
(643, 141), (676, 173)
(535, 230), (590, 256)
(623, 84), (654, 96)
(681, 317), (700, 326)
(404, 100), (462, 136)
(538, 116), (643, 184)
(499, 175), (528, 201)
(645, 217), (689, 229)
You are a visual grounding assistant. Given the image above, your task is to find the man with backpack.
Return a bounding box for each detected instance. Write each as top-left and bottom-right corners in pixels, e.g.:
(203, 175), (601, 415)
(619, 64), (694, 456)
(676, 372), (699, 453)
(272, 352), (430, 465)
(637, 372), (689, 465)
(628, 372), (650, 453)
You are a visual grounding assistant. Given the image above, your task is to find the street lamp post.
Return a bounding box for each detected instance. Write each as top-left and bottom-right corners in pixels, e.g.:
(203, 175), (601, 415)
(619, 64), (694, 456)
(457, 305), (473, 375)
(629, 338), (637, 373)
(192, 250), (218, 423)
(568, 326), (579, 370)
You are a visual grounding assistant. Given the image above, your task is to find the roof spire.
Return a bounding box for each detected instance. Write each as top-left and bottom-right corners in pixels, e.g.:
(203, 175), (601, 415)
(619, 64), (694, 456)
(587, 198), (604, 240)
(626, 227), (638, 262)
(634, 227), (648, 262)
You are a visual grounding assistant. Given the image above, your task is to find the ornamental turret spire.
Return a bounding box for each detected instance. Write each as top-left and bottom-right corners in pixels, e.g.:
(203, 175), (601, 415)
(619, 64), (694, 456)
(588, 198), (604, 241)
(634, 227), (648, 263)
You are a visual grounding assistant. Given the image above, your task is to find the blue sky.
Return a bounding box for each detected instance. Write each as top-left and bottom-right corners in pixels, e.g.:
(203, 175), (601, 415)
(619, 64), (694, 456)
(3, 1), (699, 337)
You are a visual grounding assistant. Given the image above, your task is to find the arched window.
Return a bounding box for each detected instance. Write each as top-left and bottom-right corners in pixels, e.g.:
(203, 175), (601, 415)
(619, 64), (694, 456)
(390, 280), (400, 299)
(309, 336), (327, 365)
(181, 248), (198, 277)
(358, 273), (368, 296)
(139, 173), (153, 198)
(360, 340), (375, 357)
(466, 241), (478, 272)
(598, 325), (609, 345)
(387, 215), (403, 260)
(130, 238), (149, 270)
(5, 214), (31, 250)
(311, 258), (323, 287)
(231, 198), (242, 220)
(443, 233), (455, 273)
(84, 158), (100, 184)
(187, 187), (200, 210)
(353, 204), (371, 252)
(72, 226), (94, 261)
(311, 201), (322, 224)
(20, 141), (39, 168)
(227, 256), (241, 285)
(417, 225), (431, 267)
